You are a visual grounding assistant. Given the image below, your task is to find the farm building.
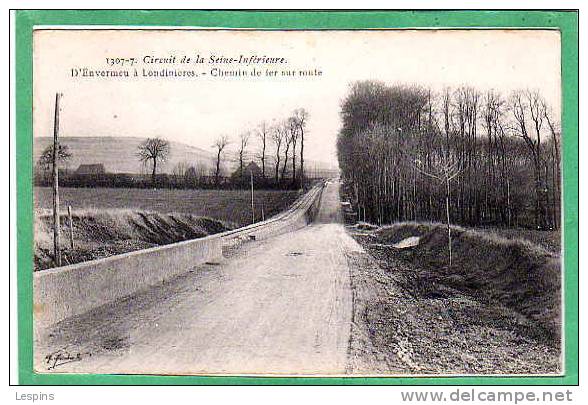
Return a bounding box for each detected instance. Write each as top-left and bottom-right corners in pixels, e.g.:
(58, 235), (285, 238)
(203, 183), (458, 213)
(231, 161), (263, 181)
(75, 163), (106, 175)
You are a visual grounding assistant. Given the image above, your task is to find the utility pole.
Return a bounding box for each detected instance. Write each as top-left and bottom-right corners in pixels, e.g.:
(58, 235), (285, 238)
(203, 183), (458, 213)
(52, 92), (62, 267)
(250, 170), (255, 224)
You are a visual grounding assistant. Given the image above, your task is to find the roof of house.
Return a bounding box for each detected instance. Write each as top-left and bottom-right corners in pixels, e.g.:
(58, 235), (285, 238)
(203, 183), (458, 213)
(231, 161), (263, 178)
(75, 163), (106, 174)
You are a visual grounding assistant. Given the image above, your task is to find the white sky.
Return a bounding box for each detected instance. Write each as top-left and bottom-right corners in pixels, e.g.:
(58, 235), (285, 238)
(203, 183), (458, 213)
(33, 29), (561, 166)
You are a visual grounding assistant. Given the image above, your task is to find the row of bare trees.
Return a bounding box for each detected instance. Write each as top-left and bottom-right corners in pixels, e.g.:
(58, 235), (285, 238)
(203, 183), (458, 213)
(212, 108), (310, 188)
(38, 107), (311, 190)
(337, 81), (561, 230)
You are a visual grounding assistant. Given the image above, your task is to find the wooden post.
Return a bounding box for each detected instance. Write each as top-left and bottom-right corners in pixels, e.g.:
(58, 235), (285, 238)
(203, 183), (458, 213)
(68, 205), (74, 250)
(250, 170), (255, 224)
(52, 93), (62, 267)
(445, 176), (452, 269)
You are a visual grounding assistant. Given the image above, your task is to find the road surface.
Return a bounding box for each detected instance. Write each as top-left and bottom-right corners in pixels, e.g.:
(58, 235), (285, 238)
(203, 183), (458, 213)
(35, 181), (365, 375)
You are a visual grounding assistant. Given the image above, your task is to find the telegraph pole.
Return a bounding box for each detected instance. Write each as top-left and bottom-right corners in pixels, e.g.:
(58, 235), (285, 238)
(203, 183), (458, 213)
(250, 170), (255, 224)
(52, 93), (62, 267)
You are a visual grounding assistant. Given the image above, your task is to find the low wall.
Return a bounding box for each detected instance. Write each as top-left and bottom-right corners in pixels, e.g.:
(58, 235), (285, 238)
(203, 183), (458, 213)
(34, 235), (223, 328)
(220, 184), (324, 247)
(34, 182), (325, 329)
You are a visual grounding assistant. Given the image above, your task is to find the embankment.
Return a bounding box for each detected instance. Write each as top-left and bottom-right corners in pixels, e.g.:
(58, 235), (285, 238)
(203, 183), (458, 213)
(366, 222), (561, 341)
(34, 210), (234, 271)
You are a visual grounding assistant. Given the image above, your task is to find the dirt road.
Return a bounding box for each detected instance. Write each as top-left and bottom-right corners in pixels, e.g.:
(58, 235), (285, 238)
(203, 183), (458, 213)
(35, 181), (362, 375)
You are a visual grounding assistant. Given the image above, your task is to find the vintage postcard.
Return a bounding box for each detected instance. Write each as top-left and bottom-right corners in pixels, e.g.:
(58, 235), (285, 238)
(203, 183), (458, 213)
(30, 26), (565, 377)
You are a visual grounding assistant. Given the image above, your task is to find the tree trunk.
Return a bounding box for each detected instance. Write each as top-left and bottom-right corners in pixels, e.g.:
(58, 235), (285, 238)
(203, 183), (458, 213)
(215, 151), (221, 185)
(292, 141), (297, 184)
(300, 130), (304, 189)
(261, 142), (266, 180)
(446, 177), (452, 269)
(281, 143), (290, 181)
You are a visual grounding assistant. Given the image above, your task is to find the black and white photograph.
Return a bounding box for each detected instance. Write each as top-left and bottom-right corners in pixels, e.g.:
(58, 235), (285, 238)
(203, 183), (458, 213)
(32, 28), (562, 376)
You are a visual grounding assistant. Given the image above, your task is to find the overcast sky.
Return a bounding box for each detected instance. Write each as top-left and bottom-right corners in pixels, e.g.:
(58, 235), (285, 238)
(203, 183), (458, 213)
(33, 29), (561, 166)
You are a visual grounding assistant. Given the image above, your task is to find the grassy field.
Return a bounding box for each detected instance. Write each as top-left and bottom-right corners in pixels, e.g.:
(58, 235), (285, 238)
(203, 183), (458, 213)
(34, 187), (301, 226)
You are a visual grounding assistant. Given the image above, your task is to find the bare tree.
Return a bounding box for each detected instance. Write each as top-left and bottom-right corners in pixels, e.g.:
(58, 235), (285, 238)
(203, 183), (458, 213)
(293, 108), (309, 188)
(257, 121), (269, 180)
(184, 165), (198, 184)
(281, 124), (292, 182)
(212, 135), (230, 186)
(38, 143), (72, 181)
(544, 104), (561, 228)
(238, 131), (251, 178)
(510, 89), (547, 228)
(288, 117), (299, 184)
(441, 87), (451, 158)
(414, 157), (461, 268)
(272, 122), (287, 183)
(137, 137), (170, 186)
(173, 161), (190, 178)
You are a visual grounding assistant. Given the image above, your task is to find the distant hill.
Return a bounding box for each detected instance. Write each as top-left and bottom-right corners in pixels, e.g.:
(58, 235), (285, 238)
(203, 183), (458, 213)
(33, 136), (339, 176)
(33, 136), (217, 174)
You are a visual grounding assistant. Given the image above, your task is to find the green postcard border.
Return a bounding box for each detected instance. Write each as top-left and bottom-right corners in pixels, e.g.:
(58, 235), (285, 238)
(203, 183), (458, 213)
(15, 9), (579, 386)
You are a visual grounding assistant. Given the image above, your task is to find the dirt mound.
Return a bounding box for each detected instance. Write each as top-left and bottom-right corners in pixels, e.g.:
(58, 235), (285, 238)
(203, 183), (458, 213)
(373, 222), (561, 342)
(34, 209), (234, 271)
